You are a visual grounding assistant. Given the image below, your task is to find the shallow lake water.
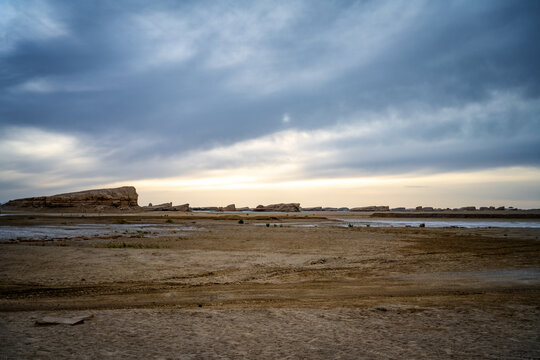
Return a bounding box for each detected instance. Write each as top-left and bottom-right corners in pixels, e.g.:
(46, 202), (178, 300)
(1, 217), (539, 242)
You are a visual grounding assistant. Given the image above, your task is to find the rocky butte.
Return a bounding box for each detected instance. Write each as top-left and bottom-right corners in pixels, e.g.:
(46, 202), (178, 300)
(254, 203), (301, 212)
(0, 186), (140, 212)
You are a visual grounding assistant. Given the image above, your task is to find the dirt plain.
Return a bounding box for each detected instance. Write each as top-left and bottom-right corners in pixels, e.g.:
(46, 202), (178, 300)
(0, 212), (539, 359)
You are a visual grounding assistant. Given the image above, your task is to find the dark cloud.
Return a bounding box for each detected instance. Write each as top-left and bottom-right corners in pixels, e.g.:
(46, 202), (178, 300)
(1, 0), (540, 201)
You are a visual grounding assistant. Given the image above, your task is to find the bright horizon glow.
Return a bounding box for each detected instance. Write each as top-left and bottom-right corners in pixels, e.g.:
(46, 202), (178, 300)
(99, 166), (540, 209)
(1, 124), (539, 209)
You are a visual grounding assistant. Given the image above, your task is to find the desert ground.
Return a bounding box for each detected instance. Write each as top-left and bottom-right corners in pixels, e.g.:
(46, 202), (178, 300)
(1, 212), (539, 359)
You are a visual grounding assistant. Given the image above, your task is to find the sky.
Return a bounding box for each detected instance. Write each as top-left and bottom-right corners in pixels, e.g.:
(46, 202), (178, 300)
(1, 0), (540, 208)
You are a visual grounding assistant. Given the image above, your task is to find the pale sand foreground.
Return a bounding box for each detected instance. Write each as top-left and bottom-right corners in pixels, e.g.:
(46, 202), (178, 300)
(0, 213), (539, 358)
(2, 306), (538, 359)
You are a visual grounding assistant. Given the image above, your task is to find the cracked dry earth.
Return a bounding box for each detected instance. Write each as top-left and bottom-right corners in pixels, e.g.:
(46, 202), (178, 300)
(0, 214), (539, 359)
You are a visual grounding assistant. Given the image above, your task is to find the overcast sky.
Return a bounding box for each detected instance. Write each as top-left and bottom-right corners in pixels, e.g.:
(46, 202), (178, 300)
(1, 0), (539, 207)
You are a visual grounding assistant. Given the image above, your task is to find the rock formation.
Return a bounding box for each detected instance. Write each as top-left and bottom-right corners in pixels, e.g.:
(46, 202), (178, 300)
(479, 206), (497, 211)
(172, 203), (190, 212)
(191, 204), (236, 212)
(350, 206), (390, 212)
(254, 203), (301, 212)
(302, 206), (323, 211)
(1, 186), (139, 211)
(302, 207), (345, 212)
(142, 202), (173, 211)
(142, 202), (190, 211)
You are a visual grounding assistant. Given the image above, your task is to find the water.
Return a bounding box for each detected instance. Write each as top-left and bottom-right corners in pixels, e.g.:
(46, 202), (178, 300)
(339, 219), (540, 228)
(2, 217), (538, 242)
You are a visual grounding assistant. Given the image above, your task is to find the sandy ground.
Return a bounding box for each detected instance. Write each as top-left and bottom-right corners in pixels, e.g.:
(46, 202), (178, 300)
(1, 213), (539, 359)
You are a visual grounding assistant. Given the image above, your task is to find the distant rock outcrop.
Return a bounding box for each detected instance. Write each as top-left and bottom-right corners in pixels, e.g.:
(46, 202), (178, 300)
(1, 186), (139, 211)
(172, 203), (190, 212)
(302, 206), (323, 211)
(142, 202), (191, 211)
(302, 207), (344, 212)
(254, 203), (301, 212)
(142, 202), (173, 211)
(191, 204), (236, 212)
(350, 206), (389, 212)
(479, 206), (496, 211)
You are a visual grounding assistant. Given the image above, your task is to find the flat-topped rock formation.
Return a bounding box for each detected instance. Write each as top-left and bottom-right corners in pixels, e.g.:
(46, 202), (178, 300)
(142, 202), (173, 211)
(302, 206), (323, 211)
(172, 203), (190, 212)
(192, 204), (236, 212)
(1, 186), (139, 211)
(254, 203), (301, 212)
(141, 203), (190, 212)
(300, 206), (348, 212)
(373, 210), (540, 218)
(351, 206), (390, 212)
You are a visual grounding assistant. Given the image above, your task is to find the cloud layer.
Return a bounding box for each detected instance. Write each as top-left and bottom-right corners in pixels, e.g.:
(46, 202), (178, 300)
(1, 0), (539, 205)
